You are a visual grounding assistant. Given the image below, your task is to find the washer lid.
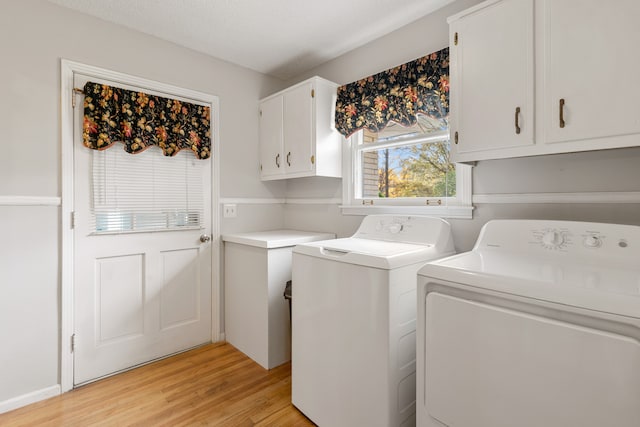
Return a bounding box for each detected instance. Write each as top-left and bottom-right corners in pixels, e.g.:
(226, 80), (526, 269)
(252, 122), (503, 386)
(419, 250), (640, 319)
(294, 237), (453, 270)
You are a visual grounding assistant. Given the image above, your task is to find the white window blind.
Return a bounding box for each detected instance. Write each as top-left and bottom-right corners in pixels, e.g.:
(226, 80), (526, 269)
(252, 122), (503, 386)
(91, 145), (205, 234)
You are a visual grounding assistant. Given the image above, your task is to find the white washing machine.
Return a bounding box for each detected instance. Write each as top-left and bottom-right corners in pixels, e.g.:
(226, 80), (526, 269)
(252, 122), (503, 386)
(417, 220), (640, 427)
(292, 215), (455, 427)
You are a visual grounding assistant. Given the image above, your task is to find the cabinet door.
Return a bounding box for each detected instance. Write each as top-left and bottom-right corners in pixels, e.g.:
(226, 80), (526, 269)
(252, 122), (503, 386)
(450, 0), (534, 160)
(544, 0), (640, 145)
(259, 96), (284, 179)
(283, 82), (314, 175)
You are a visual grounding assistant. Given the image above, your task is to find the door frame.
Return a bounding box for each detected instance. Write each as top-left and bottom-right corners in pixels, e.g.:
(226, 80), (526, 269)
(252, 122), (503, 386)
(60, 59), (221, 392)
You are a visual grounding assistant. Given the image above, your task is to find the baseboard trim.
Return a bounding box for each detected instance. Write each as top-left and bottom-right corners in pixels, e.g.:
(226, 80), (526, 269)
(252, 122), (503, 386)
(0, 385), (61, 414)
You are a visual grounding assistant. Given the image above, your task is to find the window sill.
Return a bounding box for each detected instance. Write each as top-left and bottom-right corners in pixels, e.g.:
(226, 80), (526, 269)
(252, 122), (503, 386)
(339, 204), (474, 219)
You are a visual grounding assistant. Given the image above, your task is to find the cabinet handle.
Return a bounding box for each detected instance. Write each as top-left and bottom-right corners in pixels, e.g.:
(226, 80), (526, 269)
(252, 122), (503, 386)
(515, 106), (521, 134)
(559, 98), (566, 128)
(286, 151), (291, 166)
(275, 153), (280, 168)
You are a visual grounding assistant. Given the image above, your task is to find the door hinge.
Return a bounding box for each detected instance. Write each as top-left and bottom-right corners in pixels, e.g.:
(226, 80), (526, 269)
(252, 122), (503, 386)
(70, 211), (76, 229)
(311, 89), (315, 98)
(454, 131), (459, 144)
(259, 109), (262, 117)
(71, 334), (76, 353)
(260, 163), (263, 171)
(454, 32), (459, 46)
(310, 155), (315, 164)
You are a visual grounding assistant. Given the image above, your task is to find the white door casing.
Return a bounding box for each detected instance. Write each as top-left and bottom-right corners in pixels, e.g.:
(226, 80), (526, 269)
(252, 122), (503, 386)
(60, 60), (221, 391)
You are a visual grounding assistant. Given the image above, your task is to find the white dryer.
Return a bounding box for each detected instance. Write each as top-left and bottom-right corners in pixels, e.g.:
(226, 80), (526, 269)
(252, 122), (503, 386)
(417, 220), (640, 427)
(292, 215), (455, 427)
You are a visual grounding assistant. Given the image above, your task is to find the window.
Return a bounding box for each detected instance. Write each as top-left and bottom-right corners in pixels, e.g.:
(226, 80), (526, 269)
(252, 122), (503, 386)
(91, 146), (206, 234)
(342, 115), (473, 218)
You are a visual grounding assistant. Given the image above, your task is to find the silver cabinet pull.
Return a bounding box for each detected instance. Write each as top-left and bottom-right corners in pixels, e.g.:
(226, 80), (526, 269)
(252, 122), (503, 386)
(275, 153), (280, 168)
(559, 98), (566, 128)
(199, 234), (211, 243)
(287, 152), (291, 166)
(515, 107), (521, 134)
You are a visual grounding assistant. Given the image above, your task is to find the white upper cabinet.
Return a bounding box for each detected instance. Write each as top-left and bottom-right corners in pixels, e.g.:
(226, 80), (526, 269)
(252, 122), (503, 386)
(450, 0), (534, 157)
(259, 95), (284, 178)
(543, 0), (640, 145)
(259, 77), (342, 180)
(283, 82), (314, 175)
(449, 0), (640, 162)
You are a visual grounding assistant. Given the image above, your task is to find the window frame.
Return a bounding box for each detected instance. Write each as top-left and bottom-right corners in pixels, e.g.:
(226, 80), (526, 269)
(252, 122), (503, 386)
(341, 129), (474, 219)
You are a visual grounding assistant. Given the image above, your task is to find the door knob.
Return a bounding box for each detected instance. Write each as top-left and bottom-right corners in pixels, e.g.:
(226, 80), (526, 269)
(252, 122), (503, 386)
(199, 234), (211, 243)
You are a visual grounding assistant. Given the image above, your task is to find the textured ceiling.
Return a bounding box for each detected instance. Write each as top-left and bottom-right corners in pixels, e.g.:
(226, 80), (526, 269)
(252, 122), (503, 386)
(49, 0), (454, 80)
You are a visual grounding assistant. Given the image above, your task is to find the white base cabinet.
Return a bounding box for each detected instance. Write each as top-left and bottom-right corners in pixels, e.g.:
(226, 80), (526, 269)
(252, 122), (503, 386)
(449, 0), (640, 162)
(259, 76), (342, 180)
(222, 230), (334, 369)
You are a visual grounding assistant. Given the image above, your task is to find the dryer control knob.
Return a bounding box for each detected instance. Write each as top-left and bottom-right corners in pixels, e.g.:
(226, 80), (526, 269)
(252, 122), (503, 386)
(542, 230), (564, 248)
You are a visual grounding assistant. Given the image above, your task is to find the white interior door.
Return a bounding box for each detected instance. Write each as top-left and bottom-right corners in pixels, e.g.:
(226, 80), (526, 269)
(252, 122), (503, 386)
(72, 73), (213, 385)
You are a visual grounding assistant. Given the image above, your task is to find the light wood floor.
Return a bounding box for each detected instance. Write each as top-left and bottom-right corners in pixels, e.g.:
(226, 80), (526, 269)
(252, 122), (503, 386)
(0, 343), (315, 426)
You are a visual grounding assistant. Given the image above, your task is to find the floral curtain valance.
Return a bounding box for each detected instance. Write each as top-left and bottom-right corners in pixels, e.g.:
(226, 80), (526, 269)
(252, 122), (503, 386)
(83, 82), (211, 159)
(334, 47), (449, 137)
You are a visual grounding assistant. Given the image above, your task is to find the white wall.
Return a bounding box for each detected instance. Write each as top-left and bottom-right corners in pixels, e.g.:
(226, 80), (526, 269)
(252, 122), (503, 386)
(282, 0), (640, 251)
(282, 0), (484, 242)
(4, 0), (640, 411)
(0, 0), (284, 406)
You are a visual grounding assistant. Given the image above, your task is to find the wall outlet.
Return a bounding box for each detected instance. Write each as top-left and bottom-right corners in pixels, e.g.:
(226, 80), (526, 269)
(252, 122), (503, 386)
(223, 204), (237, 218)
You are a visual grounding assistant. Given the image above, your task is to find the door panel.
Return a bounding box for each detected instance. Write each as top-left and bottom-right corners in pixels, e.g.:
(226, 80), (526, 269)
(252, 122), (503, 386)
(160, 248), (201, 330)
(73, 73), (212, 385)
(96, 254), (145, 343)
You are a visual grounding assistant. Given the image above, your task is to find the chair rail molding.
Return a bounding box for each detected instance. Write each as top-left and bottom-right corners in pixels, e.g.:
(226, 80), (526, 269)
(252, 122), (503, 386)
(0, 196), (61, 206)
(473, 191), (640, 204)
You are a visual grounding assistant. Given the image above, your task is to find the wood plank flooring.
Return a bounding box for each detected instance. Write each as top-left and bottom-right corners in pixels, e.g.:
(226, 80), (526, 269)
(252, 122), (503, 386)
(0, 343), (315, 426)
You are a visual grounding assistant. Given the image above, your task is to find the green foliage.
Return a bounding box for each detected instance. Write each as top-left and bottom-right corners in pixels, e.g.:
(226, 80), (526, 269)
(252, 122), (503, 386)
(377, 141), (455, 198)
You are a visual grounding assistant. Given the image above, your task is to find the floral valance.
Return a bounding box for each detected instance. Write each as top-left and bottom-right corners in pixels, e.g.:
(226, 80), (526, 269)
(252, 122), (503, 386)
(82, 82), (211, 159)
(334, 47), (449, 137)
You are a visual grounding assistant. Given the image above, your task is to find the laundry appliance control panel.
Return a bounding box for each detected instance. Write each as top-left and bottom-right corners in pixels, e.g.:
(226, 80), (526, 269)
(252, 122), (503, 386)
(475, 220), (638, 262)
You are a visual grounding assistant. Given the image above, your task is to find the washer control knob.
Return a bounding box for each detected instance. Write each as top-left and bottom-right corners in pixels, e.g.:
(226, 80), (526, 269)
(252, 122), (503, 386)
(583, 235), (602, 248)
(542, 230), (564, 247)
(388, 224), (403, 234)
